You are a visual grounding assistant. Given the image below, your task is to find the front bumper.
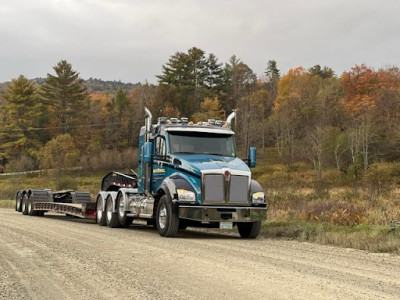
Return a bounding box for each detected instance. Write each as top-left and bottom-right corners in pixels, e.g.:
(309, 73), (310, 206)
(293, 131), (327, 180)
(179, 205), (267, 223)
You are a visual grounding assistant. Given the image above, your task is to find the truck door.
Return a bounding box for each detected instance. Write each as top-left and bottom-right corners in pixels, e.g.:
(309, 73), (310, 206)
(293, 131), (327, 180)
(152, 135), (167, 192)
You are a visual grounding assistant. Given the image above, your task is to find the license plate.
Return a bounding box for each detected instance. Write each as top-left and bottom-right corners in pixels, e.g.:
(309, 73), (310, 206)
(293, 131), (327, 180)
(219, 222), (233, 230)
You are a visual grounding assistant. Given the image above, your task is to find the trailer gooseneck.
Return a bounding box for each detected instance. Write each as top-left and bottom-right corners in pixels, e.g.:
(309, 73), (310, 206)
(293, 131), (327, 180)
(16, 108), (267, 238)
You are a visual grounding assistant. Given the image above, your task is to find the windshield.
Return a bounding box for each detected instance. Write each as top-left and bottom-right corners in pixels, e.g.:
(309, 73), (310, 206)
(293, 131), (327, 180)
(168, 131), (236, 157)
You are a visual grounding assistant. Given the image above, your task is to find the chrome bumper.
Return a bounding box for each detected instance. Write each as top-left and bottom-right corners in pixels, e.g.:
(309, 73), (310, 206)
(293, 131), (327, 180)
(179, 205), (267, 223)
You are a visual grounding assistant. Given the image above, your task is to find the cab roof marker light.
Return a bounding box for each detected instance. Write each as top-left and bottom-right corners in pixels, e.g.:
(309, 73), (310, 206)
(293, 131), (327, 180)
(208, 119), (216, 125)
(181, 117), (188, 124)
(170, 118), (178, 123)
(158, 117), (167, 124)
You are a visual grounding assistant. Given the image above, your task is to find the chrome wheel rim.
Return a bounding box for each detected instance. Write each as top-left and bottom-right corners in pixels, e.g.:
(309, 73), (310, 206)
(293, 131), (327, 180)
(118, 198), (125, 218)
(97, 200), (102, 221)
(106, 200), (112, 221)
(158, 204), (167, 229)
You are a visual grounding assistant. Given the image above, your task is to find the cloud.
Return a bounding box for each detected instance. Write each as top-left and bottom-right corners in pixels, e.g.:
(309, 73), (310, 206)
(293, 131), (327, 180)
(0, 0), (399, 82)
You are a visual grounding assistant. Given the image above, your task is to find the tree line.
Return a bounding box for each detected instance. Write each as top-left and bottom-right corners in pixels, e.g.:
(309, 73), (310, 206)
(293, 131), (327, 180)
(1, 47), (400, 181)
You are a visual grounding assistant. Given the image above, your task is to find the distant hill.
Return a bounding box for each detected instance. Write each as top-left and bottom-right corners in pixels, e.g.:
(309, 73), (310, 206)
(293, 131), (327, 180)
(0, 78), (141, 94)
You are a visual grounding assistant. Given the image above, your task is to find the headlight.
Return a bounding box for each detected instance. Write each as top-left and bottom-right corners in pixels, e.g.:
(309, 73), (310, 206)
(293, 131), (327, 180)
(177, 189), (196, 203)
(252, 192), (265, 204)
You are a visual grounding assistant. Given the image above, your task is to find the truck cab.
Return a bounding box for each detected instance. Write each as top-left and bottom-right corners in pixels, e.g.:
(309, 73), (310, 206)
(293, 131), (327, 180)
(133, 109), (267, 238)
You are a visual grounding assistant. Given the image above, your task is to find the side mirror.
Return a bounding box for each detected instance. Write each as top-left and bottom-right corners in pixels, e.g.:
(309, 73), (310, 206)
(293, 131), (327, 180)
(144, 142), (153, 163)
(248, 147), (256, 168)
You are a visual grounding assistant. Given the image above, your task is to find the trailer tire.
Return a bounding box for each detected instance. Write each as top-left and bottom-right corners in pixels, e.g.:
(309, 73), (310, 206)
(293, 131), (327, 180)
(27, 194), (37, 216)
(22, 194), (29, 215)
(16, 192), (22, 212)
(156, 195), (179, 237)
(117, 194), (132, 228)
(96, 197), (107, 226)
(106, 196), (120, 228)
(237, 221), (261, 239)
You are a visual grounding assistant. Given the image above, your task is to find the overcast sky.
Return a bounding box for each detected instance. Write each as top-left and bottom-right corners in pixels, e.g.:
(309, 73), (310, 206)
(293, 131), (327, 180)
(1, 0), (399, 83)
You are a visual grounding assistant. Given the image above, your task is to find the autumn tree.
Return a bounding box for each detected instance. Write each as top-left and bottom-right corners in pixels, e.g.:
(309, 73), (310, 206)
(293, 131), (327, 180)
(40, 134), (80, 189)
(191, 97), (224, 122)
(236, 89), (266, 153)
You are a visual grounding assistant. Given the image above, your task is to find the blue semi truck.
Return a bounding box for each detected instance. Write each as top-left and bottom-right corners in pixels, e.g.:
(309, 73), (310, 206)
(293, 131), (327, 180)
(15, 108), (267, 238)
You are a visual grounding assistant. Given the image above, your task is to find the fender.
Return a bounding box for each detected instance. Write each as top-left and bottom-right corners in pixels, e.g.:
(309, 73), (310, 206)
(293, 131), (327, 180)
(250, 180), (263, 194)
(116, 188), (139, 211)
(157, 173), (197, 203)
(96, 191), (118, 212)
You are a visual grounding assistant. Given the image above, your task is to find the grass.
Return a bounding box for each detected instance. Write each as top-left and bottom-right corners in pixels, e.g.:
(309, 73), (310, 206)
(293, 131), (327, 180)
(0, 200), (14, 209)
(1, 149), (400, 253)
(261, 222), (400, 253)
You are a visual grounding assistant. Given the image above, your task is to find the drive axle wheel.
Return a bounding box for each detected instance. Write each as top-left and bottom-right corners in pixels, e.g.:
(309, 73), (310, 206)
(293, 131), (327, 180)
(156, 195), (179, 237)
(96, 197), (107, 226)
(237, 221), (261, 239)
(106, 196), (120, 228)
(117, 194), (132, 228)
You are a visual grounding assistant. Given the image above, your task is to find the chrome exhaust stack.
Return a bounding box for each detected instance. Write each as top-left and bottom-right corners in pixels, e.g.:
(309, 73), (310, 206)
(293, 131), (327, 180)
(144, 107), (152, 142)
(226, 110), (236, 128)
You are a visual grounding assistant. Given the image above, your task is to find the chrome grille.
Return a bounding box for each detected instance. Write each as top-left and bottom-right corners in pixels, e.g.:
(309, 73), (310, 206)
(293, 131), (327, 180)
(203, 173), (249, 204)
(229, 175), (249, 203)
(204, 174), (225, 202)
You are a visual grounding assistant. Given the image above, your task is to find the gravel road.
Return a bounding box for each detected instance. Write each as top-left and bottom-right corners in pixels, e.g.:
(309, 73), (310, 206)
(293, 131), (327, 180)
(1, 208), (399, 300)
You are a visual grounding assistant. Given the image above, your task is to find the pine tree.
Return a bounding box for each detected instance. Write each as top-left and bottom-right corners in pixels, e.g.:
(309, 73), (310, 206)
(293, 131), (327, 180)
(0, 75), (43, 164)
(41, 60), (89, 135)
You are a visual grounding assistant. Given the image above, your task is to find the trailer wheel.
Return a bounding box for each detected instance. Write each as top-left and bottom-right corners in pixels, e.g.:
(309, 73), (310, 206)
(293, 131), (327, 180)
(96, 197), (107, 226)
(106, 196), (120, 228)
(156, 195), (179, 237)
(117, 194), (132, 228)
(27, 194), (37, 216)
(22, 194), (29, 215)
(16, 192), (22, 212)
(237, 221), (261, 239)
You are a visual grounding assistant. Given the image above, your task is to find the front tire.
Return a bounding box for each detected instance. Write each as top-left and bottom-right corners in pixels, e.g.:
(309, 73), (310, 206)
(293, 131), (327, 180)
(237, 221), (262, 239)
(106, 196), (120, 228)
(117, 194), (132, 228)
(156, 195), (179, 237)
(96, 197), (107, 226)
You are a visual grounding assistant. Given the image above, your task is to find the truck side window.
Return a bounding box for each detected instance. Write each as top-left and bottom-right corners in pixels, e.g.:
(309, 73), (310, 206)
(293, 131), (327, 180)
(155, 136), (166, 157)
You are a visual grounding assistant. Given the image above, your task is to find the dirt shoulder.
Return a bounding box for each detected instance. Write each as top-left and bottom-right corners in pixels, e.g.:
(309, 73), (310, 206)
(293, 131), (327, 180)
(1, 209), (399, 299)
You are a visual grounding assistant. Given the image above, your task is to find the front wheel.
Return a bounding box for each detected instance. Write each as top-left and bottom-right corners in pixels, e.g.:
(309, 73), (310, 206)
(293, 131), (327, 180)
(156, 195), (179, 237)
(237, 221), (261, 239)
(106, 197), (120, 228)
